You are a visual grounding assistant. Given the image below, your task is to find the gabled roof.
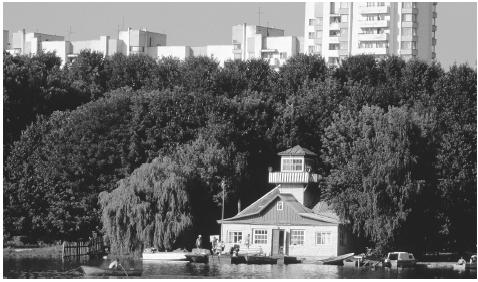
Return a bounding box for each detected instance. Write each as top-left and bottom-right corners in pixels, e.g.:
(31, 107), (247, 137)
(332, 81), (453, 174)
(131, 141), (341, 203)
(277, 145), (317, 157)
(221, 186), (342, 224)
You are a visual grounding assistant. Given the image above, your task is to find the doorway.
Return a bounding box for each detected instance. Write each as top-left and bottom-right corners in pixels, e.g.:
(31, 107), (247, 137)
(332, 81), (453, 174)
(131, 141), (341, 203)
(271, 229), (285, 256)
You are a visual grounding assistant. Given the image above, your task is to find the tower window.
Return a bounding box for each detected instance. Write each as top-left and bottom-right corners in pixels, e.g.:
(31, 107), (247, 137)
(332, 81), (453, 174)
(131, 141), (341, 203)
(281, 158), (304, 172)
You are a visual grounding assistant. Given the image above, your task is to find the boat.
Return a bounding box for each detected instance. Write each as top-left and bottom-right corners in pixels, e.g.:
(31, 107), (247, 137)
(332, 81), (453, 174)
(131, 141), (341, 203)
(383, 252), (416, 268)
(245, 254), (278, 265)
(320, 253), (355, 265)
(282, 256), (302, 264)
(142, 247), (188, 261)
(343, 258), (361, 267)
(231, 255), (247, 264)
(80, 265), (142, 277)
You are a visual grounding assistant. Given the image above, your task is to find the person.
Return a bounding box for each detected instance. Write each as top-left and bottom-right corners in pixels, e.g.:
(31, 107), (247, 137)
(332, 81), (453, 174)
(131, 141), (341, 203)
(470, 255), (477, 263)
(457, 257), (466, 265)
(108, 258), (119, 269)
(245, 234), (250, 249)
(212, 236), (218, 254)
(196, 235), (202, 249)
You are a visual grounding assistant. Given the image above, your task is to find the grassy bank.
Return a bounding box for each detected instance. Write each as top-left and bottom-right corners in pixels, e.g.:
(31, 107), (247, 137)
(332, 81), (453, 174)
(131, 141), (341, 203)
(3, 245), (62, 260)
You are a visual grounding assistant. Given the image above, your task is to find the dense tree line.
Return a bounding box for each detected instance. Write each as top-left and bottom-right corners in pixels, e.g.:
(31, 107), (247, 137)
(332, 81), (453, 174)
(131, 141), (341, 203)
(3, 50), (476, 256)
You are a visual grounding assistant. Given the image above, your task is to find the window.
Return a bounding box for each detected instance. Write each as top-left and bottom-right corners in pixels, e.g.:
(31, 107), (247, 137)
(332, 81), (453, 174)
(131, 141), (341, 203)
(228, 231), (242, 243)
(340, 42), (348, 50)
(277, 201), (283, 211)
(316, 232), (331, 245)
(308, 32), (315, 39)
(309, 19), (316, 26)
(366, 15), (375, 21)
(341, 15), (348, 23)
(330, 2), (336, 14)
(233, 43), (241, 50)
(401, 41), (411, 49)
(290, 230), (305, 245)
(308, 45), (316, 53)
(234, 53), (242, 60)
(329, 30), (340, 37)
(402, 14), (416, 22)
(329, 43), (340, 50)
(366, 2), (375, 7)
(281, 158), (303, 171)
(253, 229), (267, 244)
(377, 14), (385, 20)
(377, 2), (386, 6)
(340, 2), (349, 9)
(376, 42), (385, 48)
(280, 52), (287, 59)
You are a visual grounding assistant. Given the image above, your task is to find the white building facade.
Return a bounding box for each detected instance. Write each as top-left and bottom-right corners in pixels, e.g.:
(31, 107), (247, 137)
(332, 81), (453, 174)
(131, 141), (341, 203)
(304, 2), (437, 65)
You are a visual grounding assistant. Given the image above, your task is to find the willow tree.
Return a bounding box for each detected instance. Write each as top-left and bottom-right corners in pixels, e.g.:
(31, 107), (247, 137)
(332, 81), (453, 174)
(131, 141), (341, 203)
(99, 135), (245, 254)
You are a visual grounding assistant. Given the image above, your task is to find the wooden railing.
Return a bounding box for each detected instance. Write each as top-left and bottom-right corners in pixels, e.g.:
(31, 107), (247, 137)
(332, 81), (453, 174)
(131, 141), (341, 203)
(268, 172), (320, 183)
(62, 237), (105, 261)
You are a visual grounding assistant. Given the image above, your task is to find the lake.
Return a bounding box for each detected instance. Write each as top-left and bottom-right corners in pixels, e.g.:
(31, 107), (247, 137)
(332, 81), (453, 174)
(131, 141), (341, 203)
(3, 258), (477, 279)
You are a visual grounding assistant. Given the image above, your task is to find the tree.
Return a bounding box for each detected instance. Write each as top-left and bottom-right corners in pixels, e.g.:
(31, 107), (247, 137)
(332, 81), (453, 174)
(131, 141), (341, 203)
(322, 105), (434, 254)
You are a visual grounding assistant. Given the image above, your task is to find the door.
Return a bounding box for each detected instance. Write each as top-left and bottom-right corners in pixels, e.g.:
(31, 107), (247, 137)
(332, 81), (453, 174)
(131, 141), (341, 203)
(271, 229), (285, 256)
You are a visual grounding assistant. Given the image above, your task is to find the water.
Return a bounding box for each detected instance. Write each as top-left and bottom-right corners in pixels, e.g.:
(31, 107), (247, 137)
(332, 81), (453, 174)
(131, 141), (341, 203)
(3, 258), (477, 279)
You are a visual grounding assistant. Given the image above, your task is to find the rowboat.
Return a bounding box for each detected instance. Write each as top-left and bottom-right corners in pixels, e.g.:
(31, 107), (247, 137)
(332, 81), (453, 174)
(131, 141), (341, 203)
(80, 265), (142, 277)
(245, 255), (278, 265)
(142, 247), (188, 261)
(321, 253), (355, 265)
(185, 253), (209, 263)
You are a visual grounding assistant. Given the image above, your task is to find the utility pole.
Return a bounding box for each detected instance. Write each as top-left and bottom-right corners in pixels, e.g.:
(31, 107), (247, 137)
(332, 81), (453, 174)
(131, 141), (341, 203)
(220, 179), (226, 243)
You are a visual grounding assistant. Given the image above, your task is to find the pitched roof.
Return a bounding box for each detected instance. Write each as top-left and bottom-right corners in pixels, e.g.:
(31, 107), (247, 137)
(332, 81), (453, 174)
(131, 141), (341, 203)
(311, 201), (341, 223)
(277, 145), (317, 157)
(221, 186), (342, 224)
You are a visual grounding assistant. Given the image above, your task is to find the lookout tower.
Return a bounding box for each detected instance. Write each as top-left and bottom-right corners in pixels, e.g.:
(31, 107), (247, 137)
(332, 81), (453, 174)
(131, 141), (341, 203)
(268, 145), (321, 208)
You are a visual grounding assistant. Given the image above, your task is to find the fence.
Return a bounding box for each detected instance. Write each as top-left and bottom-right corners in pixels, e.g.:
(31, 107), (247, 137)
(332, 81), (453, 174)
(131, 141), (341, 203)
(62, 237), (105, 261)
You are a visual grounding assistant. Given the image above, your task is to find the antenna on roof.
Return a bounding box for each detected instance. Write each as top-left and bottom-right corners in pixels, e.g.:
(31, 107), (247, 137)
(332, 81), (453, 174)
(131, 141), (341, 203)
(257, 7), (263, 26)
(66, 26), (74, 41)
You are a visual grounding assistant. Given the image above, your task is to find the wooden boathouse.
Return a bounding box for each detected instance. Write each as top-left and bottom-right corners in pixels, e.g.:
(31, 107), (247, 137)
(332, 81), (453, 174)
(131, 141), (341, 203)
(218, 145), (353, 259)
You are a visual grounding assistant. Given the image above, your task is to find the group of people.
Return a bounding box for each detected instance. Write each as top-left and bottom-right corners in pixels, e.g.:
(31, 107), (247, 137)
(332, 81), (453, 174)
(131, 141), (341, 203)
(457, 255), (477, 265)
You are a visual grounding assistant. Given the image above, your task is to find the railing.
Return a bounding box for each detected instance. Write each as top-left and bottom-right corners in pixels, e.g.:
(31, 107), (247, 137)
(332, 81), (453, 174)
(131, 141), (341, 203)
(268, 172), (320, 183)
(62, 237), (105, 262)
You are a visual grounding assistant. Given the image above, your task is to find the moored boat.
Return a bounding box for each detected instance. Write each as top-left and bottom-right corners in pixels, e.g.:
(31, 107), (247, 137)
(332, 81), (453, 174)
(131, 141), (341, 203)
(142, 247), (188, 261)
(80, 265), (142, 277)
(383, 252), (416, 268)
(245, 254), (278, 264)
(185, 253), (209, 263)
(321, 253), (355, 265)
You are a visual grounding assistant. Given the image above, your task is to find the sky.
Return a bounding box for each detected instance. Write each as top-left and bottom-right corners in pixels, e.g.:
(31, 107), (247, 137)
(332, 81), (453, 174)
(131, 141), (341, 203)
(3, 1), (476, 69)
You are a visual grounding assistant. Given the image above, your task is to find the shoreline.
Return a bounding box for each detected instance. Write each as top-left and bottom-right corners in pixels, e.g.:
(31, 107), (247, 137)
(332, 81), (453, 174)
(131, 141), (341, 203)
(3, 245), (62, 260)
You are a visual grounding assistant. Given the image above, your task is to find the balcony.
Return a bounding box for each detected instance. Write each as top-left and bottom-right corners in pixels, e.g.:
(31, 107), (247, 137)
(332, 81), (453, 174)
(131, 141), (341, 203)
(400, 34), (417, 41)
(432, 11), (437, 18)
(329, 22), (341, 30)
(358, 33), (389, 41)
(359, 20), (389, 28)
(401, 8), (418, 14)
(328, 49), (340, 57)
(360, 6), (390, 14)
(432, 38), (437, 46)
(269, 172), (320, 184)
(432, 25), (437, 32)
(400, 49), (418, 56)
(359, 47), (389, 55)
(329, 36), (340, 44)
(402, 21), (417, 28)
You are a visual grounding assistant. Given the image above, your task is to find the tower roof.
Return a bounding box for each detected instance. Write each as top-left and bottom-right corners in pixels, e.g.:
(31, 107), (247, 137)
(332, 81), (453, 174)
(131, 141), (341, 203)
(277, 145), (317, 157)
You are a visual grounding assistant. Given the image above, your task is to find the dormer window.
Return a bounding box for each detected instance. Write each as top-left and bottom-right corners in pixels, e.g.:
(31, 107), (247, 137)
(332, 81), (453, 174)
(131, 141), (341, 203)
(281, 157), (303, 172)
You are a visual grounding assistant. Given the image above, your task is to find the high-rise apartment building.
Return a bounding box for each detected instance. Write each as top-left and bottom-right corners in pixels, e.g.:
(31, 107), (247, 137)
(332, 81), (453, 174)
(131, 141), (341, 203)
(304, 2), (437, 64)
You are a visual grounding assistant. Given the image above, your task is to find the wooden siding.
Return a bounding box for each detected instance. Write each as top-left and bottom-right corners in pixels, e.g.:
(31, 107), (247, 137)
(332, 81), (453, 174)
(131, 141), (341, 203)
(226, 198), (337, 226)
(269, 172), (319, 183)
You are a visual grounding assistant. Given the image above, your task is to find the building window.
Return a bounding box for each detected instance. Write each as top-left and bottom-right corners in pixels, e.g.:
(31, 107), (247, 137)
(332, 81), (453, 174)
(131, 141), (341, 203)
(309, 19), (316, 26)
(308, 32), (315, 39)
(401, 41), (411, 49)
(228, 231), (243, 244)
(366, 2), (375, 7)
(329, 43), (340, 50)
(377, 2), (386, 6)
(234, 53), (242, 60)
(253, 229), (267, 244)
(366, 15), (375, 21)
(330, 2), (336, 14)
(290, 230), (305, 245)
(280, 52), (287, 59)
(233, 43), (241, 50)
(308, 45), (316, 53)
(281, 158), (303, 171)
(340, 2), (349, 9)
(340, 42), (348, 50)
(341, 15), (348, 23)
(277, 201), (283, 211)
(329, 30), (340, 37)
(402, 2), (413, 8)
(402, 14), (416, 22)
(316, 232), (331, 245)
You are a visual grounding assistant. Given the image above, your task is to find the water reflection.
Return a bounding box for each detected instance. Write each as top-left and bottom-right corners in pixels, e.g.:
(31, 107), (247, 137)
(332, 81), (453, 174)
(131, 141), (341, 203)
(3, 258), (477, 279)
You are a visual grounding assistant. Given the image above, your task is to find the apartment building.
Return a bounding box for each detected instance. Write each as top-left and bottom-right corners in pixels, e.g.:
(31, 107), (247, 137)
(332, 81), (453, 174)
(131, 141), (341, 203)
(232, 23), (300, 70)
(304, 2), (437, 65)
(7, 29), (64, 56)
